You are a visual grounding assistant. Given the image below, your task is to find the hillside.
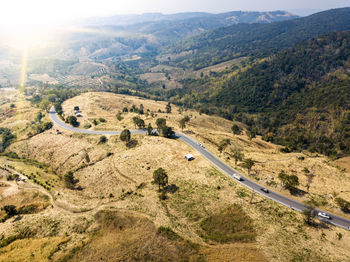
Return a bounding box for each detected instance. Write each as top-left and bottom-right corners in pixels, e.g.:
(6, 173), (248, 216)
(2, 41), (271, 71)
(1, 92), (350, 261)
(162, 7), (350, 69)
(160, 31), (350, 157)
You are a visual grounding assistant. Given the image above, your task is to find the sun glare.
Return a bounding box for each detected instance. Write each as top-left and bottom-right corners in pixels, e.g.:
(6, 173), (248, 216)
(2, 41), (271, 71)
(2, 26), (54, 50)
(0, 1), (74, 50)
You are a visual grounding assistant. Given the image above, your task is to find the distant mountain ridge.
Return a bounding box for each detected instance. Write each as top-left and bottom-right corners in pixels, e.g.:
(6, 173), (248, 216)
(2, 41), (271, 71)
(58, 10), (298, 61)
(163, 7), (350, 69)
(81, 10), (297, 27)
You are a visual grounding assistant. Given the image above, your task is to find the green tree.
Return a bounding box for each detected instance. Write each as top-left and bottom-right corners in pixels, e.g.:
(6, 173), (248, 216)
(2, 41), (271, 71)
(179, 118), (186, 131)
(153, 168), (168, 192)
(66, 116), (79, 127)
(132, 116), (145, 129)
(136, 118), (145, 129)
(179, 116), (190, 131)
(139, 104), (144, 114)
(36, 112), (43, 122)
(231, 124), (241, 135)
(242, 158), (255, 174)
(161, 126), (175, 138)
(132, 116), (140, 128)
(156, 118), (167, 131)
(166, 102), (172, 113)
(278, 170), (299, 191)
(120, 129), (131, 143)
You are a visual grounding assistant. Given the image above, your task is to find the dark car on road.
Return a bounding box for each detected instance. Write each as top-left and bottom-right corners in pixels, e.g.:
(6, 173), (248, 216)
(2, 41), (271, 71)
(260, 188), (269, 193)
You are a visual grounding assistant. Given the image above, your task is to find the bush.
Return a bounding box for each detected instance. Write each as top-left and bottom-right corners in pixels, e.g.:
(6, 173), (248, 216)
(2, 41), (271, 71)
(99, 136), (108, 144)
(120, 129), (131, 143)
(66, 116), (79, 127)
(3, 205), (17, 217)
(64, 171), (75, 189)
(4, 151), (19, 159)
(116, 113), (124, 121)
(231, 124), (241, 135)
(335, 197), (350, 213)
(159, 191), (168, 200)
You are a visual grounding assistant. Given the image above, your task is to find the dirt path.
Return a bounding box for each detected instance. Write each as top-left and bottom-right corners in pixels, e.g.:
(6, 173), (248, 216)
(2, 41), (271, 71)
(4, 167), (105, 215)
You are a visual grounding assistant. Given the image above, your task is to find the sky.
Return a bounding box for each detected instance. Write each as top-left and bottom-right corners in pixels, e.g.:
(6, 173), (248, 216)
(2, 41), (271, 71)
(0, 0), (348, 28)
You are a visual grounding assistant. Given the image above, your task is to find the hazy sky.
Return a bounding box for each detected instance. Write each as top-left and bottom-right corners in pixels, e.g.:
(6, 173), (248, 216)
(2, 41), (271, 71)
(0, 0), (348, 28)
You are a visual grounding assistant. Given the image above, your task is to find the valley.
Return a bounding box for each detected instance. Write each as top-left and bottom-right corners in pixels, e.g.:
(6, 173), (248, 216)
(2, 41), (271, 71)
(0, 6), (349, 262)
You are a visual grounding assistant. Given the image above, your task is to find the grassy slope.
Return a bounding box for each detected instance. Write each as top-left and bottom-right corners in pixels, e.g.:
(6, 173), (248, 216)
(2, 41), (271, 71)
(0, 92), (350, 261)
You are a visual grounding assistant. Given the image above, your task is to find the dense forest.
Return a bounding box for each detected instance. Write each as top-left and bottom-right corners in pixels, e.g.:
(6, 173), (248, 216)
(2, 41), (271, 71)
(163, 7), (350, 69)
(158, 31), (350, 157)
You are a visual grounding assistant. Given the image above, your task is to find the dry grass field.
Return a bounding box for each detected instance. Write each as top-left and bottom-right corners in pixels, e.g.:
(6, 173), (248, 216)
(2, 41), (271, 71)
(61, 92), (350, 215)
(0, 91), (350, 261)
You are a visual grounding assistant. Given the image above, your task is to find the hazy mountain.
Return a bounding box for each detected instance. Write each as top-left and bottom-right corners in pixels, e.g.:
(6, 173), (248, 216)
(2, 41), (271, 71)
(48, 10), (297, 61)
(163, 7), (350, 69)
(80, 10), (297, 27)
(287, 8), (325, 16)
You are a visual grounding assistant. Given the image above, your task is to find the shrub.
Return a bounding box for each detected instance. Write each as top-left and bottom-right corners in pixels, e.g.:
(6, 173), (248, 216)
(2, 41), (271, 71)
(99, 136), (108, 144)
(4, 151), (19, 159)
(335, 197), (350, 213)
(64, 171), (75, 189)
(3, 205), (17, 217)
(116, 113), (124, 121)
(66, 116), (79, 127)
(231, 124), (242, 135)
(120, 129), (131, 143)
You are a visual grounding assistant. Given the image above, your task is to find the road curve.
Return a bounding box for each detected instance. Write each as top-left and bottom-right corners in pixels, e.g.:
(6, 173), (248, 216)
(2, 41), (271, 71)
(49, 107), (350, 230)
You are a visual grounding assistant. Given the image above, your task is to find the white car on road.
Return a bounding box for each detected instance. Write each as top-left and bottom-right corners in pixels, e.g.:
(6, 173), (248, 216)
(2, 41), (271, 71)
(197, 142), (205, 149)
(233, 173), (242, 181)
(318, 212), (331, 219)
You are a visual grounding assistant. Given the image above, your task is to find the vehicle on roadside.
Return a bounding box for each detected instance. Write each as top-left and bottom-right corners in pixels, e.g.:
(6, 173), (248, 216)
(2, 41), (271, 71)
(185, 154), (194, 161)
(197, 142), (205, 149)
(318, 212), (331, 219)
(260, 188), (269, 193)
(233, 173), (242, 181)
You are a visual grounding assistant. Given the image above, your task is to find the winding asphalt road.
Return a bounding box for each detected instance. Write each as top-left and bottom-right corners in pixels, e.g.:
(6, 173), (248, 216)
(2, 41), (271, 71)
(49, 107), (350, 230)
